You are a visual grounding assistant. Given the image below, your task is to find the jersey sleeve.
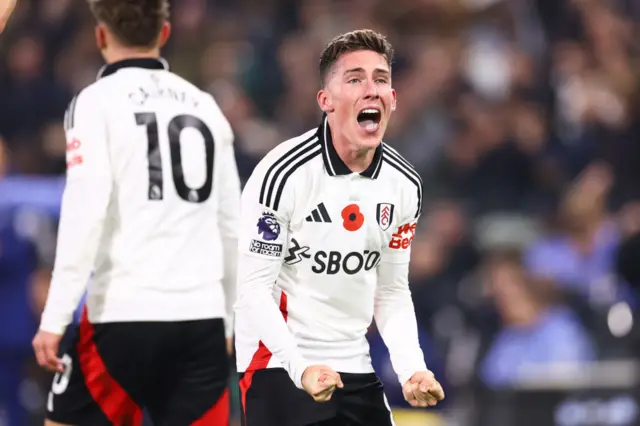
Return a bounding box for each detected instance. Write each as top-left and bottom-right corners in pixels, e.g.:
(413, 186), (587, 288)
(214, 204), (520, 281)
(39, 89), (113, 335)
(210, 96), (241, 339)
(234, 157), (311, 389)
(374, 182), (427, 386)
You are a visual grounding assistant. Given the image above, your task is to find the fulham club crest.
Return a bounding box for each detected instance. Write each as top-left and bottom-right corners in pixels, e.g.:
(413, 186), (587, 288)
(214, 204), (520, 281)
(376, 203), (395, 231)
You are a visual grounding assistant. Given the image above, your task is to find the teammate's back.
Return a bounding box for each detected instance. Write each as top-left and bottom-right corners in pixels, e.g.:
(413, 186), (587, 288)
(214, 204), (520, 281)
(34, 2), (238, 425)
(65, 62), (238, 323)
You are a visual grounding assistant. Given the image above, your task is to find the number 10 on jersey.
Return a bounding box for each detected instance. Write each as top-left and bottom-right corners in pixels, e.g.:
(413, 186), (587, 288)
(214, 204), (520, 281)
(135, 112), (215, 203)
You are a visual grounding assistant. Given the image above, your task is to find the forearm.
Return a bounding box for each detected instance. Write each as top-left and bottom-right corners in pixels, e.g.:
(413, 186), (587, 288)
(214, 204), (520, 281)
(40, 179), (110, 334)
(235, 254), (310, 388)
(375, 262), (427, 385)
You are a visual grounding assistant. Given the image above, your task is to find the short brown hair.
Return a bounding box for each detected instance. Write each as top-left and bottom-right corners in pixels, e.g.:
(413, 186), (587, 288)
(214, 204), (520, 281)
(88, 0), (170, 48)
(319, 29), (394, 86)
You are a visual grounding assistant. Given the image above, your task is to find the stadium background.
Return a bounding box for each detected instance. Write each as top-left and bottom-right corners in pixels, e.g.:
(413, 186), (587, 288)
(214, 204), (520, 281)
(1, 0), (640, 425)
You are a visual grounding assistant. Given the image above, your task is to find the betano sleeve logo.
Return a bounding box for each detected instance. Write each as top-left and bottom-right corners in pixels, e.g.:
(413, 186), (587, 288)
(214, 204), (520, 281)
(66, 138), (83, 169)
(388, 222), (417, 250)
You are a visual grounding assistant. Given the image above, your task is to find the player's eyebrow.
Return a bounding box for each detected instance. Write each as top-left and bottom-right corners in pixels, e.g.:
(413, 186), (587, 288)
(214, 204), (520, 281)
(343, 67), (390, 77)
(374, 68), (390, 78)
(344, 67), (365, 75)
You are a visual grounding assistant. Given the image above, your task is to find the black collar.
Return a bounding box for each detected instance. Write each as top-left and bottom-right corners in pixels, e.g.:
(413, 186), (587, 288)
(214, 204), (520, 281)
(317, 113), (383, 179)
(97, 58), (169, 80)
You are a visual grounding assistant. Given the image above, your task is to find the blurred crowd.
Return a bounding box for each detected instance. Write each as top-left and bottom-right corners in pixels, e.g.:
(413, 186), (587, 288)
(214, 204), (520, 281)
(1, 0), (640, 425)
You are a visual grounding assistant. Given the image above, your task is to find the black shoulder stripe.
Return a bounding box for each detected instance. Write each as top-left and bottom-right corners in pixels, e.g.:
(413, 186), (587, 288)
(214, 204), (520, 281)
(382, 144), (424, 189)
(383, 155), (423, 219)
(64, 95), (79, 132)
(383, 144), (423, 180)
(272, 146), (322, 211)
(259, 134), (317, 207)
(264, 138), (319, 209)
(371, 154), (384, 179)
(266, 140), (320, 209)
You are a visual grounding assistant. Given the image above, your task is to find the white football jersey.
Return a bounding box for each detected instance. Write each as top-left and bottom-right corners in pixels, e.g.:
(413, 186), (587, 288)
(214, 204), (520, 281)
(235, 113), (427, 389)
(40, 58), (240, 335)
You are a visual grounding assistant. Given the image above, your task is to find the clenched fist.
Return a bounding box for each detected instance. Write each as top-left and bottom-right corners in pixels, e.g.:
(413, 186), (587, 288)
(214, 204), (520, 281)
(301, 365), (344, 402)
(0, 0), (16, 33)
(402, 370), (445, 408)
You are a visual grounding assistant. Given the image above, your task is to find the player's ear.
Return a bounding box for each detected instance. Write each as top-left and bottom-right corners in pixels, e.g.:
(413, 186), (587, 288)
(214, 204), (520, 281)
(317, 88), (334, 114)
(95, 24), (107, 51)
(391, 88), (397, 112)
(158, 21), (171, 48)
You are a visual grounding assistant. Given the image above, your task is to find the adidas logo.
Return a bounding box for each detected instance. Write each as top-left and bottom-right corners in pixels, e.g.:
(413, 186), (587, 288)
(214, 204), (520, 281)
(305, 202), (332, 223)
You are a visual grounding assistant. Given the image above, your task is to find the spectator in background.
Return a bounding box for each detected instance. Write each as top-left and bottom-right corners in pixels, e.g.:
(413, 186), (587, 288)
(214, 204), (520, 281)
(525, 163), (628, 309)
(616, 202), (640, 297)
(480, 251), (595, 389)
(0, 33), (69, 148)
(0, 145), (56, 426)
(409, 200), (480, 342)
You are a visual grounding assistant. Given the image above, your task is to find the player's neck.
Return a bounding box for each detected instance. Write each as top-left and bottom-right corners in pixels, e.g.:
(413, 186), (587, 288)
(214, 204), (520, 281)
(331, 131), (377, 174)
(102, 46), (162, 65)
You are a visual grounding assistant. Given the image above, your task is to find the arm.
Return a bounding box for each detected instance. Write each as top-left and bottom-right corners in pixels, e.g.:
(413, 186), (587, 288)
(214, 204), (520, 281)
(376, 217), (445, 407)
(39, 90), (112, 335)
(212, 101), (241, 340)
(374, 220), (427, 387)
(233, 168), (311, 389)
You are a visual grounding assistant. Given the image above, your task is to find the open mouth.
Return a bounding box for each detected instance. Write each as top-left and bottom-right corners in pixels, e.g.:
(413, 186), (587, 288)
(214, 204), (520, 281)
(356, 108), (381, 132)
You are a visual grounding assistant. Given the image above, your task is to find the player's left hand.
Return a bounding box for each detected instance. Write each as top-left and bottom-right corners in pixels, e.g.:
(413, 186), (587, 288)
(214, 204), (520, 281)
(32, 329), (64, 373)
(402, 370), (445, 408)
(0, 0), (16, 33)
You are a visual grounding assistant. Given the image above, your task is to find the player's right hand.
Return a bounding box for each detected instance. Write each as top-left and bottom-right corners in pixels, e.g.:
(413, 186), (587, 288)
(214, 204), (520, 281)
(0, 0), (16, 33)
(32, 329), (64, 373)
(301, 365), (344, 402)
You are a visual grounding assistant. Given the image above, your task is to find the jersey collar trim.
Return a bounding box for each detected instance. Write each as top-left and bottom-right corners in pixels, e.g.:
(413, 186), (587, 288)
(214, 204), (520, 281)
(97, 58), (170, 80)
(317, 113), (383, 179)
